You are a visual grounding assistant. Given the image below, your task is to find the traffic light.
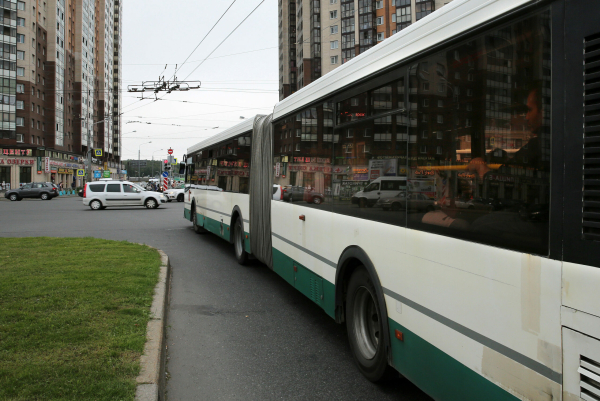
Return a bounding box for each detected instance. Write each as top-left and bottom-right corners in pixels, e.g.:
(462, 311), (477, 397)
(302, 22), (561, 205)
(163, 160), (170, 171)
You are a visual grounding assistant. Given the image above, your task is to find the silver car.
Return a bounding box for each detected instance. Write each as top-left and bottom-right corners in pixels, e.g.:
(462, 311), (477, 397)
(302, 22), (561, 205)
(82, 179), (167, 210)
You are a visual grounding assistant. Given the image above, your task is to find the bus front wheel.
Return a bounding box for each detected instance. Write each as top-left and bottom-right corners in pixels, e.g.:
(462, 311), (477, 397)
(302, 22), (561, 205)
(346, 268), (392, 382)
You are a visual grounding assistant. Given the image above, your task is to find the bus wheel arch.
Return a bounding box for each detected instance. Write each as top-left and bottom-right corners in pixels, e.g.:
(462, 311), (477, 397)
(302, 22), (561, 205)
(335, 246), (393, 377)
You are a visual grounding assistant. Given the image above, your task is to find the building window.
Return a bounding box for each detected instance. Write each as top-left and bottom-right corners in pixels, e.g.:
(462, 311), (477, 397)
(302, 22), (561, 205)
(330, 40), (339, 49)
(17, 34), (25, 43)
(17, 18), (25, 26)
(376, 16), (384, 25)
(437, 115), (443, 123)
(422, 82), (429, 91)
(377, 32), (384, 41)
(16, 84), (24, 93)
(376, 1), (383, 9)
(17, 68), (24, 76)
(17, 1), (25, 10)
(331, 56), (338, 64)
(16, 51), (24, 60)
(330, 10), (338, 19)
(16, 117), (24, 126)
(436, 131), (443, 139)
(423, 99), (429, 107)
(330, 25), (338, 34)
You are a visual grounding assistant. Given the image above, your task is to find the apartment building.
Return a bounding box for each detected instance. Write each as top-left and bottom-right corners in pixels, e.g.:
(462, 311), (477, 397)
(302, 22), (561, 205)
(278, 0), (452, 100)
(0, 0), (121, 191)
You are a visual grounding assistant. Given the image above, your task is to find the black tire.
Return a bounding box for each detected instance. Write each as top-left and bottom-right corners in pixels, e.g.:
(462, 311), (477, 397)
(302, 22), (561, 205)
(90, 199), (102, 210)
(145, 198), (158, 209)
(192, 205), (207, 234)
(359, 198), (367, 208)
(8, 193), (18, 201)
(233, 218), (249, 265)
(346, 268), (392, 382)
(313, 197), (322, 205)
(40, 193), (49, 200)
(177, 194), (184, 202)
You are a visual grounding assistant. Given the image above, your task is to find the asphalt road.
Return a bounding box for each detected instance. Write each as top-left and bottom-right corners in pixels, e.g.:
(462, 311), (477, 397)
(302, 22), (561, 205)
(0, 196), (433, 401)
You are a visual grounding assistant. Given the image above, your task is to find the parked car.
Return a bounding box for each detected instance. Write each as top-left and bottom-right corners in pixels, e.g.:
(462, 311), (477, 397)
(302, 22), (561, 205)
(378, 192), (436, 212)
(273, 184), (283, 201)
(282, 185), (324, 204)
(164, 187), (185, 202)
(82, 180), (166, 210)
(351, 177), (407, 208)
(4, 182), (59, 201)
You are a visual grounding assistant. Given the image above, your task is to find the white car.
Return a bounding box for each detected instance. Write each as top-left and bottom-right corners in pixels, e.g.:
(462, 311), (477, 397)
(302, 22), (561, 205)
(82, 179), (167, 210)
(164, 187), (185, 202)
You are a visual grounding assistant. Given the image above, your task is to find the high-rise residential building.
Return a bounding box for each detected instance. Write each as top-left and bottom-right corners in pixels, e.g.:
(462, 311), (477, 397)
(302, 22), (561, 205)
(112, 0), (121, 160)
(278, 0), (452, 100)
(0, 0), (122, 190)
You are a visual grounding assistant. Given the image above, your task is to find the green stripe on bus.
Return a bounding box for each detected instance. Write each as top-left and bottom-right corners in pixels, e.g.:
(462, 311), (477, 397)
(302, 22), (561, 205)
(183, 208), (191, 221)
(198, 214), (231, 242)
(388, 319), (519, 401)
(272, 247), (335, 319)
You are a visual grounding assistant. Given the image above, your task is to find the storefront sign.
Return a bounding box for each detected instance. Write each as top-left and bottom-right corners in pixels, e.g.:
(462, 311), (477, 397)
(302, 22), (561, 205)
(218, 161), (249, 168)
(2, 148), (32, 156)
(292, 157), (331, 164)
(216, 169), (250, 177)
(195, 169), (208, 175)
(369, 159), (398, 180)
(48, 160), (80, 168)
(102, 170), (111, 178)
(44, 157), (50, 173)
(93, 170), (102, 179)
(57, 168), (73, 174)
(487, 174), (515, 182)
(0, 158), (35, 165)
(275, 162), (280, 177)
(288, 165), (332, 173)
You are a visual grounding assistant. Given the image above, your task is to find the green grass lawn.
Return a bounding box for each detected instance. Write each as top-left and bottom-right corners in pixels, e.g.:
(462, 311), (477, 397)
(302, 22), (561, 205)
(0, 238), (162, 401)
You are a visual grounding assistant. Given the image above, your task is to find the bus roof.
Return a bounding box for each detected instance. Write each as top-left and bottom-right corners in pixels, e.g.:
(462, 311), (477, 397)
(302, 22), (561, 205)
(272, 0), (532, 121)
(187, 115), (264, 155)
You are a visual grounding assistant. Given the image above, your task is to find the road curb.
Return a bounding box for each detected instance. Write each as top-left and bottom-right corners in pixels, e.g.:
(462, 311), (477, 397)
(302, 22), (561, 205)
(135, 249), (171, 401)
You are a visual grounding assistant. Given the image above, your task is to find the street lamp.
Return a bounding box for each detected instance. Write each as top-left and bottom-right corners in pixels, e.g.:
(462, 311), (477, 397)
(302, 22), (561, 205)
(151, 149), (164, 178)
(138, 141), (152, 180)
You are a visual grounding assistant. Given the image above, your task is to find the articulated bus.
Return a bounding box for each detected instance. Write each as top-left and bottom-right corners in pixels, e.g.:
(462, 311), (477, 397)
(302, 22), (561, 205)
(183, 0), (600, 399)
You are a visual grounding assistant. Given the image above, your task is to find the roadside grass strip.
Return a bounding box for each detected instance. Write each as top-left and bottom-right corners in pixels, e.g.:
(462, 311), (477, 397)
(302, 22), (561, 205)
(0, 238), (161, 400)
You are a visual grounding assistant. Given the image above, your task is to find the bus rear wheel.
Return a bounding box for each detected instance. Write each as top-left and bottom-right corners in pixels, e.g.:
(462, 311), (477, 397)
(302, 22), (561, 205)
(233, 218), (249, 265)
(346, 268), (392, 382)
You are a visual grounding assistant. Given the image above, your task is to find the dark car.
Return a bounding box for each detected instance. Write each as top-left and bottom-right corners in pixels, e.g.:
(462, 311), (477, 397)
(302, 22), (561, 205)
(282, 186), (324, 204)
(4, 183), (59, 201)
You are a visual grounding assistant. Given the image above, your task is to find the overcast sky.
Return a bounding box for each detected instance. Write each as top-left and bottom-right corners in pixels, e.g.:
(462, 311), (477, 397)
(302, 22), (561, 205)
(121, 0), (279, 163)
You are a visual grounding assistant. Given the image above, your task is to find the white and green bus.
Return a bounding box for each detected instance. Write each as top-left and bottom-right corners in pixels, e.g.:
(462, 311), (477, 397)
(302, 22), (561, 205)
(183, 0), (600, 399)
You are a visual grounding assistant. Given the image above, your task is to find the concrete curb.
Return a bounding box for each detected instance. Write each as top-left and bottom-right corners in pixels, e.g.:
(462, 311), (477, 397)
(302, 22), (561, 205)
(135, 249), (171, 401)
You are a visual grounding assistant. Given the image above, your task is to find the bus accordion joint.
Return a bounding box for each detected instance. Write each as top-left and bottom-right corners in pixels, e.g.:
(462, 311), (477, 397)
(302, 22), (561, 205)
(299, 215), (305, 221)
